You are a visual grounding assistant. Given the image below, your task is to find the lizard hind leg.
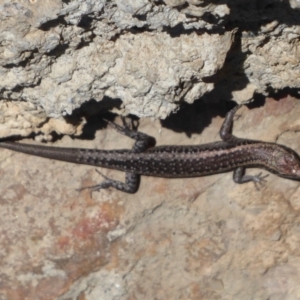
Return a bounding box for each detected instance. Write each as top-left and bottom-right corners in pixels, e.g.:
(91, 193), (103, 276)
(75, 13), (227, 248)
(78, 170), (140, 194)
(233, 167), (269, 190)
(105, 117), (155, 153)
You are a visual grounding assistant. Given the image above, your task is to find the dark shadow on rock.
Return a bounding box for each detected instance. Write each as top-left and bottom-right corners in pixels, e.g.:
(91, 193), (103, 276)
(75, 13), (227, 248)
(64, 97), (123, 140)
(202, 32), (249, 103)
(161, 100), (236, 138)
(267, 87), (300, 101)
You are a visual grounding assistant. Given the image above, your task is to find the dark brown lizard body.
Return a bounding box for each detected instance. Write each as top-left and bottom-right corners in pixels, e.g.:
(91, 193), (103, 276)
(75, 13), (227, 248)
(1, 105), (300, 193)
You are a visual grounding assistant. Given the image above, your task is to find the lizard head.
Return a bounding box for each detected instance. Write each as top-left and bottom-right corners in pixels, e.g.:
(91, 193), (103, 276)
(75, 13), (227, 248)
(272, 147), (300, 179)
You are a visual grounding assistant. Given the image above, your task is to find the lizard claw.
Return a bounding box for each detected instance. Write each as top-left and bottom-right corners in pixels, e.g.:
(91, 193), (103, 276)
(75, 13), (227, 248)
(252, 172), (269, 190)
(121, 116), (139, 131)
(104, 119), (124, 131)
(95, 169), (110, 180)
(233, 113), (241, 121)
(104, 117), (139, 135)
(76, 169), (111, 194)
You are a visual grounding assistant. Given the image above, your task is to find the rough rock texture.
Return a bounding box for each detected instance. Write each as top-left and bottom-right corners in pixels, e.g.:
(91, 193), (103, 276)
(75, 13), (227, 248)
(1, 0), (300, 299)
(0, 0), (233, 125)
(1, 0), (300, 129)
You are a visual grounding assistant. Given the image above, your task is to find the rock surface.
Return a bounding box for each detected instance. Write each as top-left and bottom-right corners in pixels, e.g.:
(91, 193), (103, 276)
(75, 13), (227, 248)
(1, 0), (300, 299)
(0, 97), (300, 299)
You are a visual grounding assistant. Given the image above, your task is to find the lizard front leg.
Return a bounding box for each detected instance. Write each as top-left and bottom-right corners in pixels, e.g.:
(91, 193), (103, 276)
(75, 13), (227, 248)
(233, 167), (269, 189)
(222, 105), (269, 188)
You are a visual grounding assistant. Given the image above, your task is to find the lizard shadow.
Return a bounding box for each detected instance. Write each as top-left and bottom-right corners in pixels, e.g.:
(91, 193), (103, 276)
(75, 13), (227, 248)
(9, 88), (298, 144)
(160, 100), (237, 138)
(60, 93), (263, 143)
(73, 98), (237, 143)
